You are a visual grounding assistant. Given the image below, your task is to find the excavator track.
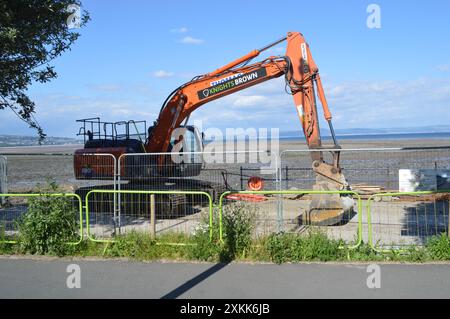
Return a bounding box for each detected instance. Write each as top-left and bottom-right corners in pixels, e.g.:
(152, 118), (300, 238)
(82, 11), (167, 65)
(75, 178), (228, 220)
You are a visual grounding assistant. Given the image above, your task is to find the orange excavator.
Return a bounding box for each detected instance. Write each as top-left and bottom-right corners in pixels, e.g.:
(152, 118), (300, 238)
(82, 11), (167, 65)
(74, 31), (352, 225)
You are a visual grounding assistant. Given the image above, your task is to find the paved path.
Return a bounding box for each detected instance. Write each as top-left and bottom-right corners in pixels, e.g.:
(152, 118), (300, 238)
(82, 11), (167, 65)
(0, 257), (449, 299)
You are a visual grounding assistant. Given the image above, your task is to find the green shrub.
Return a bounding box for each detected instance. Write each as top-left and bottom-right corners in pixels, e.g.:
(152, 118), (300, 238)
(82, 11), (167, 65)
(405, 246), (429, 262)
(266, 230), (345, 264)
(0, 224), (16, 255)
(189, 210), (223, 261)
(104, 231), (193, 260)
(265, 233), (295, 264)
(106, 231), (155, 258)
(427, 233), (450, 260)
(221, 203), (256, 260)
(300, 230), (345, 261)
(0, 224), (6, 242)
(347, 242), (382, 261)
(189, 204), (257, 262)
(16, 182), (79, 256)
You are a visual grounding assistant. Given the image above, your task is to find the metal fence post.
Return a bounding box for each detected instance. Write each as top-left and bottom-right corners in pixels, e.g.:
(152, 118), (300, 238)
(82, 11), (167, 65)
(117, 154), (124, 233)
(275, 152), (283, 232)
(0, 156), (7, 205)
(150, 194), (156, 239)
(112, 154), (118, 233)
(240, 166), (243, 190)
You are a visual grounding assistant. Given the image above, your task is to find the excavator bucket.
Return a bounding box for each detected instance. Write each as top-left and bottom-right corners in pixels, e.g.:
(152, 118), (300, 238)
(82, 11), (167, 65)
(300, 175), (355, 226)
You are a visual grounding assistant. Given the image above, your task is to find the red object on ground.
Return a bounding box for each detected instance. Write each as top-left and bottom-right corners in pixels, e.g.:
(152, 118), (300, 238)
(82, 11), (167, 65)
(225, 194), (267, 202)
(247, 176), (264, 191)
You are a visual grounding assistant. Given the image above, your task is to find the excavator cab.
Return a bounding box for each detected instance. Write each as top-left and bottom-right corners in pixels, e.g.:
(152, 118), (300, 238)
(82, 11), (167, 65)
(74, 118), (147, 180)
(74, 118), (204, 180)
(144, 124), (204, 178)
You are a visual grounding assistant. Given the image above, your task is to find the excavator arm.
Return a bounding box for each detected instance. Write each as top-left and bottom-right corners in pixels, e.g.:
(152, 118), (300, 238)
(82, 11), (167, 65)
(147, 32), (348, 190)
(74, 31), (354, 226)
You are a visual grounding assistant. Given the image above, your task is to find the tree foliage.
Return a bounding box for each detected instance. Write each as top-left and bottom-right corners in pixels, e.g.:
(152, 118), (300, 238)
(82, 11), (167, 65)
(0, 0), (89, 141)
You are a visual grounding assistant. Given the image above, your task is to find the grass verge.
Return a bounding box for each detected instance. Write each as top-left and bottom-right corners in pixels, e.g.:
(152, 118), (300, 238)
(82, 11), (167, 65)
(1, 194), (449, 262)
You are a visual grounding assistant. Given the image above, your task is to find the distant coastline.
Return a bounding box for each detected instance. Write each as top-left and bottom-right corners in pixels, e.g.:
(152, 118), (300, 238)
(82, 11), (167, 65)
(207, 131), (450, 142)
(283, 132), (450, 141)
(1, 131), (450, 150)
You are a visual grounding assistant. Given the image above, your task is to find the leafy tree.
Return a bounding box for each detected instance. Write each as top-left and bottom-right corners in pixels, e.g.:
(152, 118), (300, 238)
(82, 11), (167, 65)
(0, 0), (89, 141)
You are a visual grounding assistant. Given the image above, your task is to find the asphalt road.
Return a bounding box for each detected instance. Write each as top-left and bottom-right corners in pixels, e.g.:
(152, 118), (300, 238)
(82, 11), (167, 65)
(0, 256), (449, 299)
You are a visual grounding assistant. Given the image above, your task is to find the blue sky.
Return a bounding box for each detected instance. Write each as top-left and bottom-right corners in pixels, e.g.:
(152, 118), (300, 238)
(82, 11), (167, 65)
(2, 0), (450, 137)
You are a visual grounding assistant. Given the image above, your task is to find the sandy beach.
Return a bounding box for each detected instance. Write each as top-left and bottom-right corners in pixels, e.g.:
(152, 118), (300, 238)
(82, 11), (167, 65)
(1, 137), (450, 155)
(1, 138), (450, 192)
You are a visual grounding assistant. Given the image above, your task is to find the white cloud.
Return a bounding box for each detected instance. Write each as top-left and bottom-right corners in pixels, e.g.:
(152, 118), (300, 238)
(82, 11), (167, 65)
(171, 27), (188, 33)
(153, 70), (175, 78)
(180, 36), (204, 45)
(188, 76), (450, 132)
(6, 76), (450, 138)
(233, 95), (268, 107)
(324, 78), (450, 128)
(437, 64), (450, 72)
(88, 84), (121, 92)
(87, 83), (154, 94)
(2, 93), (161, 137)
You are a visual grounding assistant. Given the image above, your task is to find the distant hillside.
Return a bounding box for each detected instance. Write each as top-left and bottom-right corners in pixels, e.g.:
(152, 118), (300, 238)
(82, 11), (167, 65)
(333, 125), (450, 135)
(280, 125), (450, 138)
(4, 124), (450, 146)
(0, 135), (82, 147)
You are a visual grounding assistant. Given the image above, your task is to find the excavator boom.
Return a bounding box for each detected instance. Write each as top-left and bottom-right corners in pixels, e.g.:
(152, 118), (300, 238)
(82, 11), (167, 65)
(148, 32), (347, 184)
(74, 31), (353, 226)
